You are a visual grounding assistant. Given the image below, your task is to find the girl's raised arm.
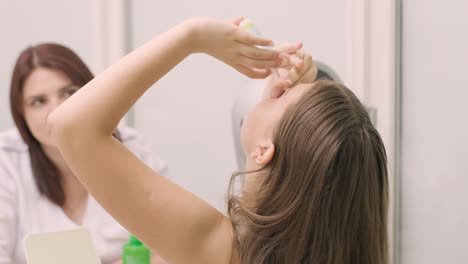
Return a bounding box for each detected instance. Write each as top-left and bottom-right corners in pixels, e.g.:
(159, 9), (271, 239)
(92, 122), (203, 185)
(47, 17), (280, 264)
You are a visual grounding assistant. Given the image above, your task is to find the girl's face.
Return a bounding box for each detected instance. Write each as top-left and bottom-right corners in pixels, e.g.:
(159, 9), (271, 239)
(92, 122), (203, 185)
(240, 82), (313, 161)
(22, 67), (79, 147)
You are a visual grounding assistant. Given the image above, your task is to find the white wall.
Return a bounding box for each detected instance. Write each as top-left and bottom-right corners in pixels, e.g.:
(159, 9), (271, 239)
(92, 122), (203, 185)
(0, 0), (95, 131)
(0, 0), (351, 215)
(400, 0), (468, 263)
(130, 0), (347, 211)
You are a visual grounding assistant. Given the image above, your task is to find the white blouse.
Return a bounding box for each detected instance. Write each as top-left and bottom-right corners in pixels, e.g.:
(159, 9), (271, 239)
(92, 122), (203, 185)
(0, 126), (167, 264)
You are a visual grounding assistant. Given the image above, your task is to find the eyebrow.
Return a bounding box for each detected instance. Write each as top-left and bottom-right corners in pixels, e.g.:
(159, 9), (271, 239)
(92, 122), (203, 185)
(25, 83), (76, 100)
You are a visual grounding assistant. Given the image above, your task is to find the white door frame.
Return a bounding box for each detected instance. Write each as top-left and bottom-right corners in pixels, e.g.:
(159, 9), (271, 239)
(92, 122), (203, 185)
(345, 0), (400, 262)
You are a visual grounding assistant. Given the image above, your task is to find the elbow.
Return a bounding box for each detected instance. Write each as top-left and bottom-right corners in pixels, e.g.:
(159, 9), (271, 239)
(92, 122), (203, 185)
(47, 109), (85, 150)
(47, 109), (108, 151)
(46, 109), (70, 148)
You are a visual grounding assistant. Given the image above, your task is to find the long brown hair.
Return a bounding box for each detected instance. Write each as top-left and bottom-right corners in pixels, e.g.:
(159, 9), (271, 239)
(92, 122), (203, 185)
(228, 80), (388, 264)
(10, 43), (120, 207)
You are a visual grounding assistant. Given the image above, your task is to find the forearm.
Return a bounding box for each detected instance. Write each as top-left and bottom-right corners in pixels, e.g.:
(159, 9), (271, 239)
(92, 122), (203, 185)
(48, 19), (195, 141)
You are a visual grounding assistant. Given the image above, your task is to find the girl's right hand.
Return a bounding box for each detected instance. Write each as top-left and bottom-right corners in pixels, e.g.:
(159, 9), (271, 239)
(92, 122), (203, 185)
(187, 17), (283, 79)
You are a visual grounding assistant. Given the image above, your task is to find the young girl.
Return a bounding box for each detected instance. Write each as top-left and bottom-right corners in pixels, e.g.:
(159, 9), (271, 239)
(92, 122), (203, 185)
(48, 17), (388, 264)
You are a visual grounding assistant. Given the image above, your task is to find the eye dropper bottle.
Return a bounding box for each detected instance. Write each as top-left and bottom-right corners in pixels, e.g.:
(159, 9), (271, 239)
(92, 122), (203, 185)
(239, 18), (264, 38)
(239, 18), (280, 76)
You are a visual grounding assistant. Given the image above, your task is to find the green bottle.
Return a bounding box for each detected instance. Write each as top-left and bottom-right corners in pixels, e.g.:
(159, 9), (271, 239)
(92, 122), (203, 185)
(122, 235), (151, 264)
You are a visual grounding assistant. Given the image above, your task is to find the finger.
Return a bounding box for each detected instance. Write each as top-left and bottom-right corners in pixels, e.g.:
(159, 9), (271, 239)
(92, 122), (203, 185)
(235, 65), (272, 79)
(278, 53), (292, 68)
(295, 50), (313, 71)
(300, 51), (313, 67)
(275, 42), (303, 53)
(269, 80), (290, 98)
(236, 29), (275, 48)
(286, 67), (301, 86)
(303, 54), (315, 75)
(297, 53), (318, 83)
(290, 63), (318, 85)
(231, 17), (245, 25)
(241, 44), (281, 60)
(238, 55), (282, 69)
(289, 54), (304, 69)
(301, 64), (318, 83)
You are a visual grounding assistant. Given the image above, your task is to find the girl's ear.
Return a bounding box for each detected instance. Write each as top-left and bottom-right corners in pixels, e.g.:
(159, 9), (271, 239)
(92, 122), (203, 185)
(249, 142), (275, 166)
